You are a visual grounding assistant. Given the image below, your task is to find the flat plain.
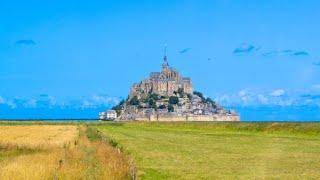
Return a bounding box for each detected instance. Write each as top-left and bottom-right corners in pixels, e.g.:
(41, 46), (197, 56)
(96, 122), (320, 179)
(1, 121), (320, 180)
(0, 123), (132, 180)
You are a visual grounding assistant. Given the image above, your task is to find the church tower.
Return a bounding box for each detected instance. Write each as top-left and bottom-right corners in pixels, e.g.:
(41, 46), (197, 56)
(162, 46), (169, 71)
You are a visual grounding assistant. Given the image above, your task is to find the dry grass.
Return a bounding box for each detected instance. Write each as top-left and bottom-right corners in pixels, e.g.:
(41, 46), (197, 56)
(55, 126), (133, 180)
(0, 125), (78, 149)
(0, 124), (133, 180)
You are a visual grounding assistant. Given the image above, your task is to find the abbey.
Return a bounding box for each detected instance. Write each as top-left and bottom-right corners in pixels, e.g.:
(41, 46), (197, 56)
(130, 55), (193, 98)
(100, 51), (240, 122)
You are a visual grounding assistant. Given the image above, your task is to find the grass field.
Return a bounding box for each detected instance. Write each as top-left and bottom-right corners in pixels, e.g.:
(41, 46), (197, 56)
(96, 122), (320, 179)
(1, 122), (320, 179)
(0, 124), (133, 180)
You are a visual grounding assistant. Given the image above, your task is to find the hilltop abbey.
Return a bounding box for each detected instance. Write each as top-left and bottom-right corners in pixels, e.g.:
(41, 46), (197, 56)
(130, 54), (193, 98)
(100, 50), (239, 122)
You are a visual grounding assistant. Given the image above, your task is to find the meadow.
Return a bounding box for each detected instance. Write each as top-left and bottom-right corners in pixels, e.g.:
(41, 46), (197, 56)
(96, 122), (320, 179)
(1, 121), (320, 180)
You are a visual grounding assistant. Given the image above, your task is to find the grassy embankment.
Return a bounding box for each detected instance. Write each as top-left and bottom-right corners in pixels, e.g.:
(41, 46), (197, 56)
(0, 124), (133, 180)
(96, 122), (320, 179)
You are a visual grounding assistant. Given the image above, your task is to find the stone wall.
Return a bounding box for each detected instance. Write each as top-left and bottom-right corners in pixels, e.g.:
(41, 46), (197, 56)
(131, 114), (240, 122)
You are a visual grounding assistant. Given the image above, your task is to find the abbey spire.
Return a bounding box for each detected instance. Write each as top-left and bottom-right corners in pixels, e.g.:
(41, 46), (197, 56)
(162, 46), (169, 69)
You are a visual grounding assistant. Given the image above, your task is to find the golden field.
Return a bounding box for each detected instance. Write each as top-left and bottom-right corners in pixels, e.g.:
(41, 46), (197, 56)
(0, 124), (133, 180)
(0, 125), (78, 148)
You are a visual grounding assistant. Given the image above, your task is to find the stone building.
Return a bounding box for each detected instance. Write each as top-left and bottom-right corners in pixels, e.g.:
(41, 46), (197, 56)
(102, 50), (240, 122)
(99, 110), (117, 121)
(130, 54), (193, 98)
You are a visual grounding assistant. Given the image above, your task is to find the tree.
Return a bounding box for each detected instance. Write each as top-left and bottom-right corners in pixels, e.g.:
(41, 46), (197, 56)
(187, 94), (192, 100)
(158, 104), (166, 109)
(193, 91), (206, 102)
(206, 97), (217, 108)
(129, 96), (140, 105)
(148, 98), (155, 107)
(160, 95), (166, 99)
(178, 88), (184, 97)
(149, 93), (159, 101)
(112, 100), (125, 116)
(169, 96), (179, 105)
(168, 104), (174, 112)
(152, 104), (157, 110)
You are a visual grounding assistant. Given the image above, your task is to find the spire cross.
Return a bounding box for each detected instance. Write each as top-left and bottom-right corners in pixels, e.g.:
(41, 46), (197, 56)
(163, 45), (168, 64)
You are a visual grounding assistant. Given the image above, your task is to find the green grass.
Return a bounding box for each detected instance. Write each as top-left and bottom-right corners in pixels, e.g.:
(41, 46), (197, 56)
(96, 122), (320, 179)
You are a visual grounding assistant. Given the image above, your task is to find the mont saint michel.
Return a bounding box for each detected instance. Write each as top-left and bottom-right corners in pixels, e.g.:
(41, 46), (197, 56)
(100, 53), (239, 122)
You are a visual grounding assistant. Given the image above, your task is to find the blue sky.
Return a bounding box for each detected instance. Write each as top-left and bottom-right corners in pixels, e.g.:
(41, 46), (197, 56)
(1, 0), (320, 119)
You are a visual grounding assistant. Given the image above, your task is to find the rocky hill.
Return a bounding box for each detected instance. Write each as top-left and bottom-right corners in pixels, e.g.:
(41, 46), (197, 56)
(106, 53), (239, 121)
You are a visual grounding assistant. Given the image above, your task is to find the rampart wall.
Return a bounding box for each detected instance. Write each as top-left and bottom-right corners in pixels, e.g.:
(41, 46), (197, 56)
(133, 114), (240, 122)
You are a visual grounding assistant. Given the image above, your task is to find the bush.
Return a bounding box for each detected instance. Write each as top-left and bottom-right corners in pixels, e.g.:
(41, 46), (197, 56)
(149, 93), (159, 101)
(129, 96), (140, 106)
(193, 91), (205, 102)
(169, 96), (179, 105)
(112, 100), (125, 116)
(187, 94), (192, 100)
(178, 88), (184, 97)
(158, 105), (166, 109)
(206, 97), (217, 108)
(168, 104), (174, 112)
(148, 99), (156, 106)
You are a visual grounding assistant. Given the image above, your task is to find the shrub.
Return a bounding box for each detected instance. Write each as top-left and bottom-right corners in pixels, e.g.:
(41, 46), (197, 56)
(187, 94), (192, 100)
(178, 88), (184, 97)
(193, 91), (205, 102)
(148, 99), (156, 106)
(149, 93), (159, 101)
(158, 105), (166, 109)
(168, 104), (174, 112)
(169, 96), (179, 104)
(112, 100), (125, 116)
(206, 97), (217, 108)
(129, 96), (140, 106)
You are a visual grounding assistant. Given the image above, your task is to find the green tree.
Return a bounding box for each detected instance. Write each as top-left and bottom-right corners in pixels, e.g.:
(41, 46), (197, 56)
(112, 100), (125, 116)
(169, 96), (179, 105)
(129, 96), (140, 106)
(158, 104), (166, 109)
(148, 99), (156, 107)
(149, 93), (159, 100)
(193, 91), (206, 102)
(187, 94), (192, 100)
(206, 97), (217, 108)
(168, 104), (174, 112)
(178, 88), (184, 97)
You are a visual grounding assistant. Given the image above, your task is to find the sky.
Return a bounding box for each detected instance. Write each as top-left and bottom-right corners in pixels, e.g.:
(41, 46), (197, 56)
(1, 0), (320, 120)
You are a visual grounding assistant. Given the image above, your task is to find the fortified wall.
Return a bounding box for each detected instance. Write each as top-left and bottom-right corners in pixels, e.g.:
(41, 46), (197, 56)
(134, 114), (240, 122)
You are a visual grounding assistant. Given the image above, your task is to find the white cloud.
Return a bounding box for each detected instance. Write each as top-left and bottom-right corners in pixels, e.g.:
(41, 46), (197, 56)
(214, 94), (234, 106)
(24, 99), (37, 108)
(0, 96), (5, 104)
(6, 100), (17, 109)
(81, 100), (94, 108)
(81, 95), (120, 109)
(257, 94), (268, 104)
(312, 84), (320, 90)
(270, 89), (285, 97)
(0, 96), (17, 108)
(214, 88), (310, 107)
(238, 89), (248, 97)
(48, 96), (57, 106)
